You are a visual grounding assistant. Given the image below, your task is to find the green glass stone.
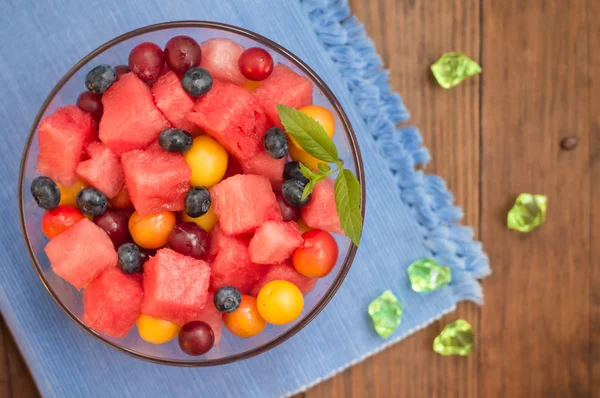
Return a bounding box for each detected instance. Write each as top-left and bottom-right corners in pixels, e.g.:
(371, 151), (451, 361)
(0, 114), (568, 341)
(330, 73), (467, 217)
(430, 52), (482, 89)
(433, 319), (474, 356)
(368, 290), (403, 339)
(507, 193), (548, 232)
(407, 258), (451, 292)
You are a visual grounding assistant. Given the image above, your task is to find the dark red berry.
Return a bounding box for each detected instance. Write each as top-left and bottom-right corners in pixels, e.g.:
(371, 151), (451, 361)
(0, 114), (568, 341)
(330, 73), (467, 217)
(114, 65), (131, 80)
(164, 36), (202, 74)
(168, 222), (210, 260)
(76, 92), (103, 122)
(128, 42), (164, 83)
(178, 321), (214, 356)
(275, 192), (300, 221)
(238, 47), (274, 81)
(93, 208), (131, 248)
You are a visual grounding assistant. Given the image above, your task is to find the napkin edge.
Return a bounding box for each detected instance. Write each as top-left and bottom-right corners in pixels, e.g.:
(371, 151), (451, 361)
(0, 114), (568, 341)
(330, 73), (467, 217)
(299, 0), (491, 306)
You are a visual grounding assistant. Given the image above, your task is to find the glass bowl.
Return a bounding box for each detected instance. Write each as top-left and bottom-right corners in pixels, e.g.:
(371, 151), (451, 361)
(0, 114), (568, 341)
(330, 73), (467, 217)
(18, 21), (365, 366)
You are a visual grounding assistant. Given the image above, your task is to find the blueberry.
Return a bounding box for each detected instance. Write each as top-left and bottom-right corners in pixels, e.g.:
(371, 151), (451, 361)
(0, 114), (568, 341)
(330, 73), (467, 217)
(214, 286), (242, 313)
(30, 176), (60, 210)
(85, 64), (116, 94)
(76, 188), (107, 216)
(262, 127), (288, 159)
(159, 128), (193, 153)
(185, 187), (211, 218)
(118, 243), (142, 274)
(282, 179), (311, 207)
(181, 67), (213, 97)
(283, 161), (309, 184)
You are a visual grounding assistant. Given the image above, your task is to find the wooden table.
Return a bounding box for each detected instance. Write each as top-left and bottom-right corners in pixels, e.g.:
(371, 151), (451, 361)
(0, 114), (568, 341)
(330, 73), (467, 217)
(1, 0), (598, 396)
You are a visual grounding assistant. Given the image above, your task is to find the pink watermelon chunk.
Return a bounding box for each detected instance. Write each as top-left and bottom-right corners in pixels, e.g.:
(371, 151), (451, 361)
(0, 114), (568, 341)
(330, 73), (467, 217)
(240, 150), (285, 190)
(187, 80), (270, 161)
(210, 174), (282, 235)
(75, 142), (124, 198)
(249, 221), (303, 264)
(253, 64), (313, 127)
(99, 73), (170, 155)
(301, 178), (343, 235)
(199, 38), (247, 86)
(142, 248), (211, 325)
(82, 267), (143, 338)
(66, 105), (97, 143)
(44, 218), (117, 290)
(251, 261), (317, 296)
(151, 71), (196, 132)
(121, 148), (191, 216)
(208, 223), (235, 257)
(209, 224), (268, 293)
(193, 292), (223, 345)
(36, 106), (96, 186)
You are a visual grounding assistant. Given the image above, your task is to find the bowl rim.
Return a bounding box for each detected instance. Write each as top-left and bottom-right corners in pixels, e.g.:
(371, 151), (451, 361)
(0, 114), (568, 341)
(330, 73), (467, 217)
(18, 20), (366, 366)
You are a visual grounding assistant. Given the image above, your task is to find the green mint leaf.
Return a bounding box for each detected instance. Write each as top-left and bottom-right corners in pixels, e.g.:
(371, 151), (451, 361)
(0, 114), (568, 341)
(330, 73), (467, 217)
(318, 163), (331, 173)
(299, 162), (318, 180)
(334, 169), (363, 246)
(301, 180), (317, 201)
(277, 104), (338, 163)
(299, 162), (327, 201)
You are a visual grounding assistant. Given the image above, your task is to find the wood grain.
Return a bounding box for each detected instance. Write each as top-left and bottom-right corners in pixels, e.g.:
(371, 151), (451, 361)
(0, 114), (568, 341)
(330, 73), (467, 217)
(1, 320), (38, 398)
(588, 0), (600, 394)
(479, 0), (593, 396)
(0, 320), (11, 398)
(3, 1), (598, 397)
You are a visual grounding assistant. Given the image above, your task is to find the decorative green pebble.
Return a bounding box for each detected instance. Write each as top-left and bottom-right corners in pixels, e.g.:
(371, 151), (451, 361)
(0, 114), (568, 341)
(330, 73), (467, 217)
(507, 193), (547, 232)
(433, 319), (474, 356)
(368, 290), (403, 339)
(407, 258), (451, 292)
(430, 52), (482, 88)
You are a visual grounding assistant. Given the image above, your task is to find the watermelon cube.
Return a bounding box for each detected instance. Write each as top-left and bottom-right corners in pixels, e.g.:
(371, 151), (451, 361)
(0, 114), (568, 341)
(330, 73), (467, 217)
(36, 105), (96, 186)
(142, 248), (211, 325)
(251, 262), (317, 296)
(253, 64), (313, 127)
(193, 292), (223, 345)
(208, 223), (235, 257)
(249, 221), (303, 264)
(64, 105), (97, 148)
(151, 71), (196, 132)
(44, 218), (117, 290)
(187, 80), (270, 161)
(240, 150), (285, 190)
(301, 178), (343, 235)
(210, 174), (282, 235)
(121, 148), (191, 216)
(209, 225), (268, 293)
(82, 267), (144, 338)
(199, 38), (247, 86)
(99, 73), (170, 155)
(75, 142), (124, 198)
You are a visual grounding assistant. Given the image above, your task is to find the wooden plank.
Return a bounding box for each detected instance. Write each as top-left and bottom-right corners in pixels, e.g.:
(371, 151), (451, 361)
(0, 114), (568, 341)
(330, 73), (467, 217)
(588, 0), (600, 392)
(479, 0), (592, 396)
(3, 325), (39, 398)
(0, 318), (12, 398)
(306, 0), (482, 396)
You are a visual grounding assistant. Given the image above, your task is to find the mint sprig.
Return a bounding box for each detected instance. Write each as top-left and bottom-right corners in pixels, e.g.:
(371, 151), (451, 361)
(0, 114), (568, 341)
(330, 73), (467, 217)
(277, 104), (363, 246)
(277, 104), (339, 163)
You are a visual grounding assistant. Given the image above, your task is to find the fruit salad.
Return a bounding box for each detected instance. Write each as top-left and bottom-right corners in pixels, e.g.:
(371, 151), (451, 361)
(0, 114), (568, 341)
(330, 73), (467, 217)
(30, 35), (345, 357)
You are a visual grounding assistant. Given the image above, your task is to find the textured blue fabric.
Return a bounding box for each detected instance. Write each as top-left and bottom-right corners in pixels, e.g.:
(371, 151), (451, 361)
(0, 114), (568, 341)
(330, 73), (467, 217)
(0, 0), (490, 396)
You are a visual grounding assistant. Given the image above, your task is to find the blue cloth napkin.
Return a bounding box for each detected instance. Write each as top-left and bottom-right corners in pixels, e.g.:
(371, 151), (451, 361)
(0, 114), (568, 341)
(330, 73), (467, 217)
(0, 0), (490, 396)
